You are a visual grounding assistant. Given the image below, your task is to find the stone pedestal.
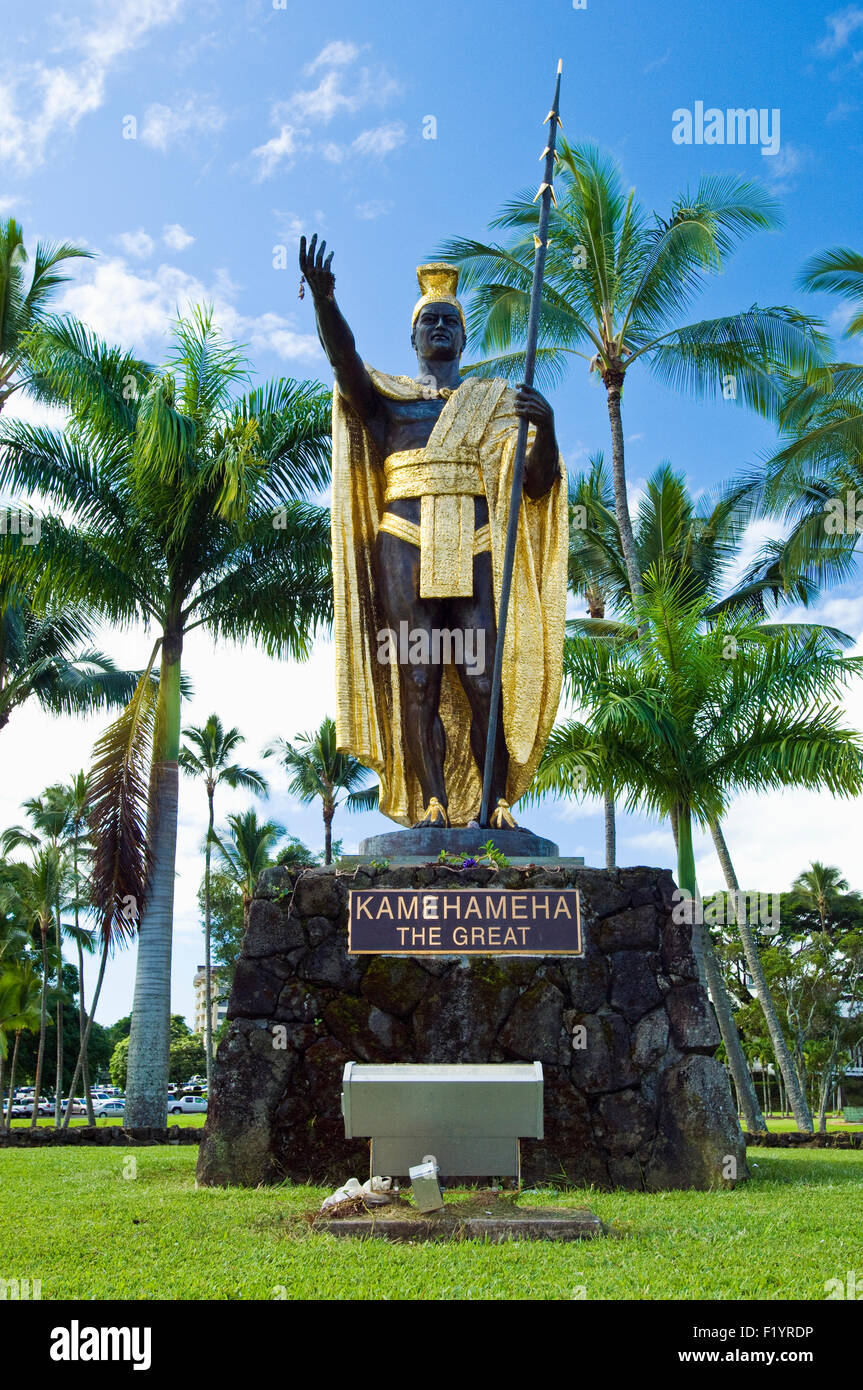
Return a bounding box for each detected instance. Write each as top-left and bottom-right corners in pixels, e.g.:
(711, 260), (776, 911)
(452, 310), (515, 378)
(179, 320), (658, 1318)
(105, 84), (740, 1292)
(358, 825), (560, 860)
(197, 863), (747, 1191)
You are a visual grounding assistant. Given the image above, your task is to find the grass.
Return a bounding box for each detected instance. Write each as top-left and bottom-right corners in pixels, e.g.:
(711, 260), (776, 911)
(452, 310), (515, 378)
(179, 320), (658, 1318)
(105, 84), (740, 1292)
(0, 1145), (860, 1300)
(5, 1113), (206, 1128)
(763, 1116), (863, 1133)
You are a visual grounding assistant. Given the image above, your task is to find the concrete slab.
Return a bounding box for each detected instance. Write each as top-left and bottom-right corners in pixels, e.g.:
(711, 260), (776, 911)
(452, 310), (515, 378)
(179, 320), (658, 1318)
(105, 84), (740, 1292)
(314, 1205), (604, 1242)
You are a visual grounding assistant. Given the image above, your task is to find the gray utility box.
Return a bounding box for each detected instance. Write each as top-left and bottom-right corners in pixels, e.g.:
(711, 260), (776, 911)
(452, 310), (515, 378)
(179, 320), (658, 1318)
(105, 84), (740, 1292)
(341, 1062), (543, 1179)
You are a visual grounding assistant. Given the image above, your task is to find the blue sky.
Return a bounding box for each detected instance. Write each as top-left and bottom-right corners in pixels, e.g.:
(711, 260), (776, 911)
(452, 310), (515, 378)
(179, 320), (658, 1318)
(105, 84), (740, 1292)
(2, 0), (863, 1026)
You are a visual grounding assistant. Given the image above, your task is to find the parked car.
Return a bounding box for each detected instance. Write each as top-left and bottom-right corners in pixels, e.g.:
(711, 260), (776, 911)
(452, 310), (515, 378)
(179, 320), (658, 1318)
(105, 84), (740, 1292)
(4, 1099), (52, 1118)
(61, 1097), (87, 1116)
(167, 1095), (208, 1115)
(93, 1098), (126, 1118)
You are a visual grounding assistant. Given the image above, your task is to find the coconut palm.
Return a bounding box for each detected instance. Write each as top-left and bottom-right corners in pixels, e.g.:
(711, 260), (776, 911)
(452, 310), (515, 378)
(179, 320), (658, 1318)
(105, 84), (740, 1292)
(179, 716), (268, 1089)
(565, 455), (841, 873)
(535, 570), (863, 1130)
(212, 810), (285, 918)
(3, 788), (74, 1124)
(1, 851), (65, 1127)
(264, 715), (376, 865)
(0, 217), (92, 415)
(0, 963), (41, 1129)
(0, 306), (333, 1126)
(0, 581), (139, 736)
(788, 862), (851, 936)
(436, 143), (827, 600)
(752, 247), (863, 596)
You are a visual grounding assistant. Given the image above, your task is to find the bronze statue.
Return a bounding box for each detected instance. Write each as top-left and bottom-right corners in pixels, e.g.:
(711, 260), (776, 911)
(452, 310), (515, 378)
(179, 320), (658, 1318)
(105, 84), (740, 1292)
(300, 234), (568, 829)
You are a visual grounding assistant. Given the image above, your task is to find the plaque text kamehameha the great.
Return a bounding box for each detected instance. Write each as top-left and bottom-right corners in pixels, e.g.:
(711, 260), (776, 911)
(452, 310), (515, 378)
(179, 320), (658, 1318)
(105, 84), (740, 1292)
(348, 888), (582, 956)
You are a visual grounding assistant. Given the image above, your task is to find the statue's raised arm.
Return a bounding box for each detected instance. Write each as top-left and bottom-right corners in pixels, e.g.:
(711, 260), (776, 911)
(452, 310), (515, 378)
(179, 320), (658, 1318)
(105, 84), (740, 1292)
(299, 234), (381, 431)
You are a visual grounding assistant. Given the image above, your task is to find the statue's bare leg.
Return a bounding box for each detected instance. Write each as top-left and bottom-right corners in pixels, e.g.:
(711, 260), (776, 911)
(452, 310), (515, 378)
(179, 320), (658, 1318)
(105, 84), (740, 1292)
(374, 525), (448, 824)
(449, 549), (509, 815)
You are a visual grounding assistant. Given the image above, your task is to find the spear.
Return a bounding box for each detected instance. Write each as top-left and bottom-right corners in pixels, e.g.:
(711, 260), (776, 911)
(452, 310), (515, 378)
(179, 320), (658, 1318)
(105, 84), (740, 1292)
(480, 59), (563, 828)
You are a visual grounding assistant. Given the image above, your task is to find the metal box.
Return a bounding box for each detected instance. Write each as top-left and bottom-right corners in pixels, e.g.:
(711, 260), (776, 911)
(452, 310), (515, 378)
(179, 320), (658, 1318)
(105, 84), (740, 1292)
(341, 1061), (543, 1178)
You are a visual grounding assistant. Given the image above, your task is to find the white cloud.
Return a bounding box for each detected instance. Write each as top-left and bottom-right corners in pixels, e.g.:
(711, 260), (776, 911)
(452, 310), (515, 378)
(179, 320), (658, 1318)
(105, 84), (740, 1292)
(55, 255), (322, 366)
(305, 40), (363, 73)
(0, 194), (27, 215)
(0, 0), (185, 170)
(251, 124), (301, 180)
(355, 199), (393, 221)
(162, 223), (195, 252)
(250, 41), (403, 180)
(115, 229), (155, 259)
(140, 98), (226, 152)
(817, 5), (863, 54)
(826, 99), (858, 122)
(352, 122), (406, 158)
(764, 142), (810, 190)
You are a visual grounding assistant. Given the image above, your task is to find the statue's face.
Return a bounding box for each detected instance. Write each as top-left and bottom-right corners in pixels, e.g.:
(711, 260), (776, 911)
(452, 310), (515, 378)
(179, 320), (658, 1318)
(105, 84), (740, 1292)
(412, 302), (465, 361)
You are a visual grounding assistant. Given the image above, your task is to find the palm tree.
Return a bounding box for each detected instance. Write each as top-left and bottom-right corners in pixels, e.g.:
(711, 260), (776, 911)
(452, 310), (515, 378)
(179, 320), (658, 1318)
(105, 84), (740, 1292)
(212, 810), (285, 918)
(0, 581), (139, 736)
(0, 307), (333, 1126)
(179, 716), (267, 1089)
(264, 715), (376, 864)
(0, 963), (41, 1129)
(534, 569), (863, 1131)
(746, 246), (863, 609)
(3, 788), (74, 1124)
(0, 217), (92, 415)
(436, 143), (826, 600)
(789, 862), (850, 935)
(564, 455), (838, 870)
(1, 851), (64, 1127)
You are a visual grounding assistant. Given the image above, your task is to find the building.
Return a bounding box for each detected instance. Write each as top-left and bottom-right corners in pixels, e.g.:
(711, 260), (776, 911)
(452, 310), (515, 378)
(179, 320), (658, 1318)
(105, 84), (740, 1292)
(193, 965), (227, 1038)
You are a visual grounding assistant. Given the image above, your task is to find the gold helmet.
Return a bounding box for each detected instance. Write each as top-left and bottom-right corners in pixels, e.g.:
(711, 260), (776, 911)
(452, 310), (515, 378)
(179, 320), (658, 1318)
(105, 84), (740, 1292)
(411, 262), (465, 331)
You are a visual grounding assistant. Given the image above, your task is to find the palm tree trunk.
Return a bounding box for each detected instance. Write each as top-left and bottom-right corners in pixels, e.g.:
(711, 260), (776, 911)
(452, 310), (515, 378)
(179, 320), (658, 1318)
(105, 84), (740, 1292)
(323, 803), (334, 866)
(709, 819), (813, 1132)
(677, 805), (766, 1132)
(604, 790), (616, 868)
(74, 937), (94, 1125)
(62, 935), (109, 1128)
(5, 1031), (21, 1131)
(31, 927), (49, 1130)
(604, 377), (644, 603)
(204, 788), (215, 1094)
(125, 636), (183, 1129)
(72, 835), (95, 1125)
(54, 895), (63, 1126)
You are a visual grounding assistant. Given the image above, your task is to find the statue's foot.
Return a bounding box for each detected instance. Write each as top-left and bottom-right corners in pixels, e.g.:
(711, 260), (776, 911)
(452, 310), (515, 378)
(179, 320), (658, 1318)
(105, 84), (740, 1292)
(490, 798), (518, 829)
(413, 797), (450, 829)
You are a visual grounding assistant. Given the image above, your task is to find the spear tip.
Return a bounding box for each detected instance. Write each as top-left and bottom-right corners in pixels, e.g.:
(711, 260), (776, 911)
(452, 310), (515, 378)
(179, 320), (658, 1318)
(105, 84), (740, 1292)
(557, 58), (563, 74)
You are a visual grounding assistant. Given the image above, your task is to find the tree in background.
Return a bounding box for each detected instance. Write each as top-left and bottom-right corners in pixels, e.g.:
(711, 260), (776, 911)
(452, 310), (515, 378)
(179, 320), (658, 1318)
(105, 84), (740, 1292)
(788, 862), (852, 936)
(0, 963), (41, 1126)
(212, 810), (285, 920)
(437, 145), (825, 601)
(264, 715), (375, 864)
(179, 715), (267, 1091)
(0, 217), (91, 415)
(532, 569), (863, 1131)
(0, 582), (140, 739)
(0, 305), (333, 1126)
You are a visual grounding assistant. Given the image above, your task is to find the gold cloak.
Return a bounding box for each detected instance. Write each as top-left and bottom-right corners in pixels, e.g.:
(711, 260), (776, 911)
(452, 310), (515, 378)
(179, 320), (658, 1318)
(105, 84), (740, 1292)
(331, 368), (568, 827)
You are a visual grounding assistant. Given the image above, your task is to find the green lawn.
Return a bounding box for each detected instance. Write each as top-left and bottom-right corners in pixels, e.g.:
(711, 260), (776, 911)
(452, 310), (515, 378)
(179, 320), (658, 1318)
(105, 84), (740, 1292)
(0, 1146), (860, 1300)
(5, 1113), (206, 1128)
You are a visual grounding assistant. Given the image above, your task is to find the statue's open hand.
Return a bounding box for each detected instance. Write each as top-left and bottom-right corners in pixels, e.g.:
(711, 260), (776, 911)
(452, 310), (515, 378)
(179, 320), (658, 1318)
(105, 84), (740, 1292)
(299, 233), (335, 300)
(514, 383), (553, 430)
